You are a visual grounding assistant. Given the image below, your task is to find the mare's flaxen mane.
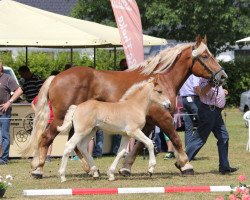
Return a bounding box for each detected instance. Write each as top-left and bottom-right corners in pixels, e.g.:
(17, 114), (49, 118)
(129, 42), (209, 75)
(119, 79), (152, 102)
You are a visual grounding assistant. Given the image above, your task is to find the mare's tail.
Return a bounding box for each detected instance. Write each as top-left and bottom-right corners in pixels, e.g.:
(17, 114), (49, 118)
(20, 76), (55, 157)
(57, 105), (77, 135)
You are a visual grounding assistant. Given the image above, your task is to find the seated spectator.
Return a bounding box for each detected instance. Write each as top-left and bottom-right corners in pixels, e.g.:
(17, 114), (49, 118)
(18, 66), (43, 103)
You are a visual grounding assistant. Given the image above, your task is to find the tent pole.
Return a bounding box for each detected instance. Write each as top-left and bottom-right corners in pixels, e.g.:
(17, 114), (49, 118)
(25, 46), (28, 66)
(94, 47), (96, 68)
(70, 48), (73, 65)
(114, 47), (117, 69)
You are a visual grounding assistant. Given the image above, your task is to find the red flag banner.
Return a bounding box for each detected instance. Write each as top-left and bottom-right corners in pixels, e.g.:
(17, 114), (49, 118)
(110, 0), (144, 68)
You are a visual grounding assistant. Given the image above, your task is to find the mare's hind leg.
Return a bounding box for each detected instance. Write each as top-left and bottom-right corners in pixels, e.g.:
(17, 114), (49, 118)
(129, 129), (156, 176)
(31, 122), (58, 179)
(107, 136), (130, 181)
(119, 123), (154, 176)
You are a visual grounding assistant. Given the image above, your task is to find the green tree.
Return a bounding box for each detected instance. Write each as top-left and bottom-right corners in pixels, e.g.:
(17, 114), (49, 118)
(71, 0), (250, 55)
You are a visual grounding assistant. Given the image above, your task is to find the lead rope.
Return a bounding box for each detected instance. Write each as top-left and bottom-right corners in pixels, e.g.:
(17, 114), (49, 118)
(209, 84), (219, 111)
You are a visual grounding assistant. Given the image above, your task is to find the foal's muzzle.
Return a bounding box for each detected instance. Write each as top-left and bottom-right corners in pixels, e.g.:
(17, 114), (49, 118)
(163, 100), (171, 110)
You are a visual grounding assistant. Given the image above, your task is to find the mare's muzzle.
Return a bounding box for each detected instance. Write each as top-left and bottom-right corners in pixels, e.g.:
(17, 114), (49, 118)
(213, 69), (228, 86)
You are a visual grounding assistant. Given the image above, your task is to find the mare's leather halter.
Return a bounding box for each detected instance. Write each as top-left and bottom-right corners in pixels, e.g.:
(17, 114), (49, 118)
(191, 45), (224, 86)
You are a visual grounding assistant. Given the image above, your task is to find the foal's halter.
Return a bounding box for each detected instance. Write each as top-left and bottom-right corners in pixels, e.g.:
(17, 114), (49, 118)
(191, 44), (224, 86)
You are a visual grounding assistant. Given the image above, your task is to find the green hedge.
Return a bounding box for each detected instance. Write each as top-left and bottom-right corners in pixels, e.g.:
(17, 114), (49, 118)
(221, 58), (250, 107)
(0, 49), (125, 79)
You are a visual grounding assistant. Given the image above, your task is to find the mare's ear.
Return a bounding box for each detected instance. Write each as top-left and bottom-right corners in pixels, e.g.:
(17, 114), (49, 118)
(203, 35), (207, 44)
(196, 34), (201, 47)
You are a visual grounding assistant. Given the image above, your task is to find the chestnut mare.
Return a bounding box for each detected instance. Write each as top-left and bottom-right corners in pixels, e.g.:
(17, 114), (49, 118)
(57, 78), (171, 182)
(22, 35), (228, 179)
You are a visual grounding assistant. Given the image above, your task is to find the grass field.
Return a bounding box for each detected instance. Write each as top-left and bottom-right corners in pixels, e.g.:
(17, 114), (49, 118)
(0, 108), (249, 200)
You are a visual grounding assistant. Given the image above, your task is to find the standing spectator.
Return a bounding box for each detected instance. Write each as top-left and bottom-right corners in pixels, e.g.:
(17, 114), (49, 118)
(18, 65), (43, 103)
(119, 58), (128, 71)
(0, 62), (23, 165)
(179, 74), (201, 146)
(92, 130), (104, 158)
(185, 78), (238, 174)
(64, 63), (73, 71)
(163, 134), (175, 159)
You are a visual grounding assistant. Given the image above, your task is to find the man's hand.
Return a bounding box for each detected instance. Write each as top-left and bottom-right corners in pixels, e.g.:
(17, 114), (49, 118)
(0, 101), (11, 112)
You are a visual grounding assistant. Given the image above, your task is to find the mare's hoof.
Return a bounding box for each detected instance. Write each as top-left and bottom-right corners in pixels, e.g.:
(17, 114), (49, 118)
(118, 168), (131, 177)
(31, 173), (43, 179)
(174, 162), (194, 176)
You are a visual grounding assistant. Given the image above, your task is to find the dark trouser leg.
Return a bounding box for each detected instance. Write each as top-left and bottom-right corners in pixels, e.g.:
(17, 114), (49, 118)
(0, 110), (11, 163)
(212, 109), (230, 170)
(185, 104), (213, 161)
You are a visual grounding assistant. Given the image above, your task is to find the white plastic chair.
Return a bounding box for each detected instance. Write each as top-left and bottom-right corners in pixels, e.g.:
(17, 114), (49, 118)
(243, 111), (250, 151)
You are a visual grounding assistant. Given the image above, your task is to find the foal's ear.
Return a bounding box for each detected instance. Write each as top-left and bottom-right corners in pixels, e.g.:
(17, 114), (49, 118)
(203, 35), (207, 44)
(153, 74), (159, 86)
(196, 34), (202, 47)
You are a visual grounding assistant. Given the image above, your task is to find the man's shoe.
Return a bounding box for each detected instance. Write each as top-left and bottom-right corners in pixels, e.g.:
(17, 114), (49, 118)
(219, 167), (239, 175)
(71, 156), (79, 161)
(0, 159), (8, 165)
(164, 152), (175, 160)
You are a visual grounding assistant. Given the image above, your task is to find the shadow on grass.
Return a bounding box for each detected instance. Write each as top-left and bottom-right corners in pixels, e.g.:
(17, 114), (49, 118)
(42, 171), (187, 181)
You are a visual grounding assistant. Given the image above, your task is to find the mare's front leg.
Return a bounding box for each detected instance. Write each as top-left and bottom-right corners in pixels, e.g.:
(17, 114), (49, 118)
(151, 107), (194, 175)
(119, 122), (155, 176)
(31, 122), (58, 179)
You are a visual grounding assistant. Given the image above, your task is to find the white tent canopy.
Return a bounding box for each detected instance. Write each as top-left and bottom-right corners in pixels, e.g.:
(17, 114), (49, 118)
(0, 0), (166, 47)
(236, 37), (250, 43)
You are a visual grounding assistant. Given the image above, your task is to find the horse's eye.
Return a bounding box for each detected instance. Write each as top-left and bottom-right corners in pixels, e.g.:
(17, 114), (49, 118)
(158, 91), (162, 94)
(201, 55), (209, 59)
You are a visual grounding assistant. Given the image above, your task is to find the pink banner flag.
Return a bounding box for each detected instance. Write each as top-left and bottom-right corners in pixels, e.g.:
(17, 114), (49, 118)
(110, 0), (144, 68)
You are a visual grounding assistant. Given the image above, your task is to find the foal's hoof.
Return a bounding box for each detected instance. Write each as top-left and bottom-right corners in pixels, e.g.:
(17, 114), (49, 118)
(118, 168), (131, 177)
(174, 162), (194, 176)
(108, 174), (116, 181)
(181, 169), (195, 176)
(31, 172), (43, 179)
(93, 170), (100, 179)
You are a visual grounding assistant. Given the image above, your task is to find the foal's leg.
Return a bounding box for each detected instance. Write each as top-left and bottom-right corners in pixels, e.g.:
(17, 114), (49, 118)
(68, 129), (90, 173)
(77, 129), (100, 179)
(129, 129), (157, 175)
(107, 135), (130, 181)
(59, 131), (88, 182)
(119, 123), (154, 176)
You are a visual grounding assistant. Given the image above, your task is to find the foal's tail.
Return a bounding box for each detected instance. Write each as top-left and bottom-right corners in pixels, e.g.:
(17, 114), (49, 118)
(20, 76), (55, 157)
(57, 105), (77, 135)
